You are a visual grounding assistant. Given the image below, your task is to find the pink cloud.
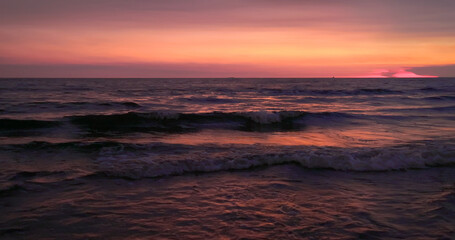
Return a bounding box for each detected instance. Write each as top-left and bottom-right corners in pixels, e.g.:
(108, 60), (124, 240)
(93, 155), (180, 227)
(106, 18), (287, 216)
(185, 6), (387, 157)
(355, 68), (438, 78)
(391, 69), (437, 78)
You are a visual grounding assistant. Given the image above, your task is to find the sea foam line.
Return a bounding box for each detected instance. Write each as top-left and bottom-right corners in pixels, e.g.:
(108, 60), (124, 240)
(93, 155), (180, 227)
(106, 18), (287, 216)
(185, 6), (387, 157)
(95, 141), (455, 178)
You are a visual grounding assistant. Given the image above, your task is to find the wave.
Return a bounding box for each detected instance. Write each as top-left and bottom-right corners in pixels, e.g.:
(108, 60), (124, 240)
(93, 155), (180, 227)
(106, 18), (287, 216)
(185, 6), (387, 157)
(383, 105), (455, 113)
(0, 111), (382, 135)
(2, 139), (454, 179)
(260, 88), (403, 96)
(356, 88), (403, 94)
(423, 96), (455, 101)
(95, 140), (455, 178)
(68, 111), (359, 134)
(420, 87), (442, 92)
(20, 100), (142, 108)
(67, 111), (322, 133)
(178, 96), (241, 104)
(6, 170), (91, 184)
(1, 108), (449, 135)
(0, 140), (150, 151)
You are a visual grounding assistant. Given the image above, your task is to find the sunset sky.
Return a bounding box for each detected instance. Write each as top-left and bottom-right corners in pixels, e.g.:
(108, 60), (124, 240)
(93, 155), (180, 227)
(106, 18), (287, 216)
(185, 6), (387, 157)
(1, 0), (455, 78)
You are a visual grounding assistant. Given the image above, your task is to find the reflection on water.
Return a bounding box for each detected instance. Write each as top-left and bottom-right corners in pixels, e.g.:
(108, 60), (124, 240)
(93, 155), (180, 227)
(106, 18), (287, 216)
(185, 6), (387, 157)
(1, 165), (454, 239)
(159, 123), (453, 147)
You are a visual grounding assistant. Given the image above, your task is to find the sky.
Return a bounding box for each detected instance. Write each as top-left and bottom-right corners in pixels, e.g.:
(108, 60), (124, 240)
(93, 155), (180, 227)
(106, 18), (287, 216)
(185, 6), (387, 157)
(1, 0), (455, 78)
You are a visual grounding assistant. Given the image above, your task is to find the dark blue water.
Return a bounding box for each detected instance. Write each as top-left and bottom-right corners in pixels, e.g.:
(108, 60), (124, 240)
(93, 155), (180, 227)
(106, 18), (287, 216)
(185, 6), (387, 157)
(0, 78), (454, 239)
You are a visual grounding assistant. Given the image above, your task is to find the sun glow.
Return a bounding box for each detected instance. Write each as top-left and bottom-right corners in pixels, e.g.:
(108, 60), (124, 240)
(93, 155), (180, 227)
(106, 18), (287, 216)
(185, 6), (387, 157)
(1, 1), (454, 77)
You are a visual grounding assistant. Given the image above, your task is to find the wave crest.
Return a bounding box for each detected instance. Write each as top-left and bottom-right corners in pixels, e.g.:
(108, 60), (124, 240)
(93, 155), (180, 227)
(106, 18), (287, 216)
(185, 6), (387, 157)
(68, 111), (314, 133)
(95, 140), (455, 179)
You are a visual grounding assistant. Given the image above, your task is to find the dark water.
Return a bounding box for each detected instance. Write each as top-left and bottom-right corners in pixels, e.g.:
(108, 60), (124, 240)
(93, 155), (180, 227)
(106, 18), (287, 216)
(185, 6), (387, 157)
(0, 78), (454, 239)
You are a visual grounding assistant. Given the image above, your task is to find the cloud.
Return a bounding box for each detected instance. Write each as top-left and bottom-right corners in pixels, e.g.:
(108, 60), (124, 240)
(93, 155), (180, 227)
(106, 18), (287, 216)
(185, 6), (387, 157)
(410, 64), (455, 77)
(356, 68), (438, 78)
(391, 69), (437, 78)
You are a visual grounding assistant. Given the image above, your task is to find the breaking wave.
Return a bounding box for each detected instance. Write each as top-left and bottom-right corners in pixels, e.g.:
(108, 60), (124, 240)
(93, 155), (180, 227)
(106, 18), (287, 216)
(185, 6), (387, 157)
(0, 111), (356, 137)
(94, 140), (455, 178)
(3, 139), (454, 179)
(67, 111), (356, 133)
(0, 111), (353, 134)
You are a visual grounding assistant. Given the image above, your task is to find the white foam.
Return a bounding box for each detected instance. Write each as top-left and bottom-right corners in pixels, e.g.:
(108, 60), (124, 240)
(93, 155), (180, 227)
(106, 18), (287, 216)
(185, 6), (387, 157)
(96, 141), (455, 179)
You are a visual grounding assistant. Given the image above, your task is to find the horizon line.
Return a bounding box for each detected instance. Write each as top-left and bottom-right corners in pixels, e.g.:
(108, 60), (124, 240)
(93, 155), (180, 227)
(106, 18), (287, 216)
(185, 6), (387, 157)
(1, 77), (452, 79)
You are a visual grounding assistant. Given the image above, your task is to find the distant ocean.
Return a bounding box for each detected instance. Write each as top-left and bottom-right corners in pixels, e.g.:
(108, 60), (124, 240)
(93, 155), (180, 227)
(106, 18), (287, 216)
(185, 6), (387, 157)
(1, 78), (454, 239)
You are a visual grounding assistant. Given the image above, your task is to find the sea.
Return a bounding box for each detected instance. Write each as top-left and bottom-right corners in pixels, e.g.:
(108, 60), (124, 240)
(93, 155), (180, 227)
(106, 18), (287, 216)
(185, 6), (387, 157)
(0, 78), (454, 239)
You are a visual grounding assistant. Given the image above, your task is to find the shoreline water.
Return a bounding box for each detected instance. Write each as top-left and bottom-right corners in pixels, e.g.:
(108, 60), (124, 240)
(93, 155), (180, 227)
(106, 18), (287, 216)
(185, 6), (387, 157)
(1, 165), (454, 239)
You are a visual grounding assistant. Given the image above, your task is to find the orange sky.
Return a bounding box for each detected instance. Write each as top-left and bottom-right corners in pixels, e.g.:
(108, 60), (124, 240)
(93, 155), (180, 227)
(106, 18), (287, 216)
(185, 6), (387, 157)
(1, 0), (454, 77)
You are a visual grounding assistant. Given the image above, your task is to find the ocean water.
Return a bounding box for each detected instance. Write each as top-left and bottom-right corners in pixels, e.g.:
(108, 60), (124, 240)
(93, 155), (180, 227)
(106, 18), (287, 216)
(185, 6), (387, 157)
(0, 78), (454, 239)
